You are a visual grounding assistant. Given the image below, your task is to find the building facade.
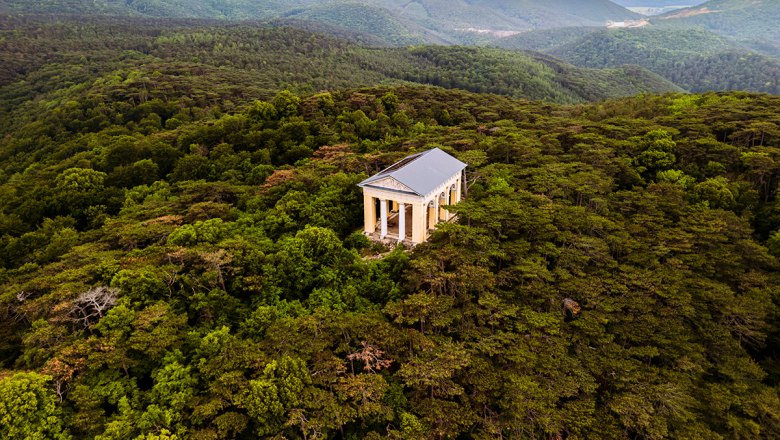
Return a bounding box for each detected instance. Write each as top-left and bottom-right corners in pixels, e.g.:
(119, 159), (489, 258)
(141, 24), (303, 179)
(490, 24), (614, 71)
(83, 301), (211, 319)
(358, 148), (467, 245)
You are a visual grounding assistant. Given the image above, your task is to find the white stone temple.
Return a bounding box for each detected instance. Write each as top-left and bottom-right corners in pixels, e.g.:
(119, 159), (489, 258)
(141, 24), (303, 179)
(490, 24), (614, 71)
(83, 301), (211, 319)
(358, 148), (467, 245)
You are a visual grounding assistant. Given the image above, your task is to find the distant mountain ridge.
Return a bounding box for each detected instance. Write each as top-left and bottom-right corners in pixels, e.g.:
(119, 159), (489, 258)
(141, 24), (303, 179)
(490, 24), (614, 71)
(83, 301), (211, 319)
(496, 26), (780, 94)
(612, 0), (708, 6)
(654, 0), (780, 55)
(0, 0), (640, 44)
(0, 15), (682, 132)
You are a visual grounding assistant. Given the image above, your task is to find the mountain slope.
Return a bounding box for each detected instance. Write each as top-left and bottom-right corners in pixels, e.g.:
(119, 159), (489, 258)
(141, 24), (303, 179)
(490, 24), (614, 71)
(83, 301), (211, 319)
(654, 0), (780, 55)
(2, 79), (780, 438)
(0, 15), (681, 133)
(494, 27), (602, 52)
(0, 0), (639, 44)
(496, 27), (780, 94)
(281, 3), (433, 46)
(382, 0), (639, 30)
(0, 0), (291, 19)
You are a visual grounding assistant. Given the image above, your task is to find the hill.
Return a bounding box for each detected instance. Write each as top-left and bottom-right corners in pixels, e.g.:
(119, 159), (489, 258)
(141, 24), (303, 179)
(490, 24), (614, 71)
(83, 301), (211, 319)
(380, 0), (639, 31)
(0, 0), (287, 19)
(2, 77), (780, 437)
(279, 3), (435, 46)
(494, 26), (602, 52)
(0, 0), (639, 44)
(2, 6), (780, 440)
(496, 27), (780, 94)
(0, 15), (682, 137)
(654, 0), (780, 55)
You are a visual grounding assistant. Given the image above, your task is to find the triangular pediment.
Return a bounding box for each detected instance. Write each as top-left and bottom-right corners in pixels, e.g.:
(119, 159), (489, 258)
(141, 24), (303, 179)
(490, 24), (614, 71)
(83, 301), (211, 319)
(366, 177), (415, 193)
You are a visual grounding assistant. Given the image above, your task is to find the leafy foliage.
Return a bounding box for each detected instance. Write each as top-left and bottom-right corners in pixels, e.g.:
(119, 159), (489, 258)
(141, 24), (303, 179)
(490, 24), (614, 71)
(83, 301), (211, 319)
(1, 81), (780, 438)
(0, 372), (70, 439)
(2, 9), (780, 436)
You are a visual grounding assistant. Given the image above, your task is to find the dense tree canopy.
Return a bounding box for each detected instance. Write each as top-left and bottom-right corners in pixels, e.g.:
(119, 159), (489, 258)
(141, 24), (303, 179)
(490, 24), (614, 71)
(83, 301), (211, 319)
(1, 79), (780, 438)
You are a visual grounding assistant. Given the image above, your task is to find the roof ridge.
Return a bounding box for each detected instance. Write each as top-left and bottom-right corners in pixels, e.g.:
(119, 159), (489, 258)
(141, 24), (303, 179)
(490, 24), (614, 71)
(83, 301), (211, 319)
(359, 148), (466, 197)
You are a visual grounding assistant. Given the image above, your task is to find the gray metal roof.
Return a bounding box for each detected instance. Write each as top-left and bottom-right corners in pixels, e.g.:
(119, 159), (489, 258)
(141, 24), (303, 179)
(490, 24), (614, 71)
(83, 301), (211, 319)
(359, 148), (467, 196)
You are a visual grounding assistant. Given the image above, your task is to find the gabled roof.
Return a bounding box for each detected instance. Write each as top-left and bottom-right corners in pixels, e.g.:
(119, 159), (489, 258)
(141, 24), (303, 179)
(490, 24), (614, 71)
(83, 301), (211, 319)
(359, 148), (467, 196)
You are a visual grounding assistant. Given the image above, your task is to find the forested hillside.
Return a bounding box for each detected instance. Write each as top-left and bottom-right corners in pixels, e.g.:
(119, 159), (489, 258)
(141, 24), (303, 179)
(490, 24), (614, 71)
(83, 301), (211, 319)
(495, 27), (601, 53)
(277, 3), (432, 46)
(3, 6), (780, 440)
(0, 15), (681, 132)
(655, 0), (780, 56)
(2, 74), (780, 437)
(0, 0), (639, 44)
(496, 27), (780, 94)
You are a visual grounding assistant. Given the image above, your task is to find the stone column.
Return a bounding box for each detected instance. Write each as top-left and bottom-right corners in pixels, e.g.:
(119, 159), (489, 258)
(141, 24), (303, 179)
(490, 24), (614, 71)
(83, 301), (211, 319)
(412, 202), (426, 244)
(398, 203), (406, 241)
(456, 176), (462, 202)
(449, 185), (457, 220)
(380, 199), (388, 238)
(363, 193), (376, 234)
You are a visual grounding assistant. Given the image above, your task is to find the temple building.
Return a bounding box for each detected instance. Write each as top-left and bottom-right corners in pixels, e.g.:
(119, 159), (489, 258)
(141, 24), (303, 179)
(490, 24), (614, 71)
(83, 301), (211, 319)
(358, 148), (467, 245)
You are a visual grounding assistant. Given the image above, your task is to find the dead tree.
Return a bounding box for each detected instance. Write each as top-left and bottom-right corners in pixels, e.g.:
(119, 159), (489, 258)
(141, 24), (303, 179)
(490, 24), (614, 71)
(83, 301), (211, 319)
(70, 286), (119, 330)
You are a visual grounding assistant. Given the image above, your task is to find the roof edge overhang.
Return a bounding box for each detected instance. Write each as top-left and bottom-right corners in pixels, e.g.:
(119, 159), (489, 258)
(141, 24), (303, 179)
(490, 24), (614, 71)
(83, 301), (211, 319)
(360, 184), (422, 197)
(358, 147), (467, 196)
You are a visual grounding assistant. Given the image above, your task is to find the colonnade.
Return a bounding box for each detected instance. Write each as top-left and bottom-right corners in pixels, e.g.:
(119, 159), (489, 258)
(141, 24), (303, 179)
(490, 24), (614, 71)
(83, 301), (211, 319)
(362, 174), (462, 244)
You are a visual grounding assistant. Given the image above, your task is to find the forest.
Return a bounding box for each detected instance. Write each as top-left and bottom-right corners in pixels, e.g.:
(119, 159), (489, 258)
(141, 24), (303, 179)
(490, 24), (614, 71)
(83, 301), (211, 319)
(2, 9), (780, 440)
(2, 48), (780, 439)
(0, 15), (680, 123)
(496, 27), (780, 95)
(0, 0), (639, 44)
(654, 0), (780, 57)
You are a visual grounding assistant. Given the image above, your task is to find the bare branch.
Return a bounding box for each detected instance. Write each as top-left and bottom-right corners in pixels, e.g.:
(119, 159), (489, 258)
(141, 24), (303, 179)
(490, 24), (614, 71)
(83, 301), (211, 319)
(69, 286), (119, 329)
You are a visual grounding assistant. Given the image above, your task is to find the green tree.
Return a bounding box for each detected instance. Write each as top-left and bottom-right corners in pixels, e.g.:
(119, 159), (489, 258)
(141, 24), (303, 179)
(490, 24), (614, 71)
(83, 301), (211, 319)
(632, 129), (677, 177)
(272, 90), (302, 118)
(54, 167), (110, 222)
(693, 177), (736, 209)
(0, 372), (70, 440)
(241, 356), (311, 436)
(767, 230), (780, 258)
(248, 100), (278, 122)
